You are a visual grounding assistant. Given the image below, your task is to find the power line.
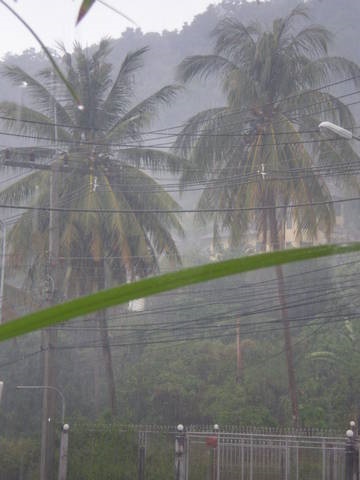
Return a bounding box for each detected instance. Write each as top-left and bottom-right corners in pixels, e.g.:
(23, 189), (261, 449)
(0, 195), (359, 214)
(0, 126), (357, 149)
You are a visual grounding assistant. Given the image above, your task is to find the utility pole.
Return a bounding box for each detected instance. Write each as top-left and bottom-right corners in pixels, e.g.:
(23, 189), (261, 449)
(40, 75), (62, 479)
(40, 159), (60, 480)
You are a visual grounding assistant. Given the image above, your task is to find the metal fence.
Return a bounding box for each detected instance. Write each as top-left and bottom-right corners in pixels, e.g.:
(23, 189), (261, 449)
(68, 424), (346, 480)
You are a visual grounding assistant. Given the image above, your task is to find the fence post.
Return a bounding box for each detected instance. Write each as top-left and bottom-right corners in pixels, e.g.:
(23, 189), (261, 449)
(138, 431), (146, 480)
(58, 423), (70, 480)
(322, 438), (326, 480)
(350, 420), (360, 480)
(285, 438), (289, 480)
(250, 434), (253, 480)
(214, 424), (220, 480)
(175, 424), (187, 480)
(345, 428), (355, 480)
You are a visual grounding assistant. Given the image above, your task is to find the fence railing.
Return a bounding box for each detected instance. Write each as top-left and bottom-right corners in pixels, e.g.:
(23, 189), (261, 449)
(72, 422), (344, 436)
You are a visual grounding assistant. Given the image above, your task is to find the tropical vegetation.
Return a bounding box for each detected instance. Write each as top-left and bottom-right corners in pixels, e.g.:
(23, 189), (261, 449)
(0, 39), (184, 477)
(0, 0), (359, 477)
(174, 3), (360, 425)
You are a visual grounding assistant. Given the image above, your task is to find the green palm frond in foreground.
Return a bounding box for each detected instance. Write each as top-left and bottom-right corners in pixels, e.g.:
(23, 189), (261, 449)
(0, 243), (357, 342)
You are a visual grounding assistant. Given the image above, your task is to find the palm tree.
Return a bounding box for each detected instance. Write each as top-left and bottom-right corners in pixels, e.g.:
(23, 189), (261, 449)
(175, 4), (360, 425)
(0, 39), (184, 416)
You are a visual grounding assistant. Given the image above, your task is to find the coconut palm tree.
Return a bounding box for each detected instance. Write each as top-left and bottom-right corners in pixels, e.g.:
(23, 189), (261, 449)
(0, 39), (184, 417)
(175, 4), (360, 425)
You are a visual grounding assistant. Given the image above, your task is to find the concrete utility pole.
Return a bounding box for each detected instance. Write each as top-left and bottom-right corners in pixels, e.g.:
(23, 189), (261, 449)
(40, 74), (62, 479)
(40, 159), (61, 480)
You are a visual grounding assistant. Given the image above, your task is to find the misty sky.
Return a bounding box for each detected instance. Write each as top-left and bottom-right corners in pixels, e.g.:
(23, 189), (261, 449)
(0, 0), (222, 58)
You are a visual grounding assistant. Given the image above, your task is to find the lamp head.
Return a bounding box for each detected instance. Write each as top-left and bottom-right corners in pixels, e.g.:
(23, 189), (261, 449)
(319, 121), (353, 140)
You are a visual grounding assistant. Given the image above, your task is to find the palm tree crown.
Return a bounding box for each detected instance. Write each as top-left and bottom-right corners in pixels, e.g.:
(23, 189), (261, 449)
(176, 4), (360, 250)
(0, 39), (184, 298)
(0, 39), (185, 419)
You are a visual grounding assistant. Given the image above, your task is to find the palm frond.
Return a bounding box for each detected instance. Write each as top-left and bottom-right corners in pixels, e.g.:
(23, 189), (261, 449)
(177, 55), (239, 84)
(286, 25), (332, 58)
(174, 106), (231, 155)
(2, 65), (74, 126)
(212, 17), (259, 59)
(102, 47), (149, 122)
(0, 170), (47, 204)
(307, 56), (360, 88)
(116, 148), (184, 174)
(0, 101), (73, 143)
(106, 85), (181, 140)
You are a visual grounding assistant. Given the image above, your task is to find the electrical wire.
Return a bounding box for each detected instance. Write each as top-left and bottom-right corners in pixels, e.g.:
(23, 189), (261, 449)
(0, 194), (359, 213)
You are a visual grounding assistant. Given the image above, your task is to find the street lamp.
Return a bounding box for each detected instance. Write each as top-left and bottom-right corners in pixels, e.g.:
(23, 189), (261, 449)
(16, 385), (69, 480)
(318, 121), (360, 141)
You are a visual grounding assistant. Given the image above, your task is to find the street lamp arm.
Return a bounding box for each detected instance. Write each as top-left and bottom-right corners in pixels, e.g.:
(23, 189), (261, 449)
(17, 385), (66, 424)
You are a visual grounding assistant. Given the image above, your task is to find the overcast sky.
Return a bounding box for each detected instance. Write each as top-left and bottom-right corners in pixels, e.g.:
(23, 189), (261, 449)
(0, 0), (221, 58)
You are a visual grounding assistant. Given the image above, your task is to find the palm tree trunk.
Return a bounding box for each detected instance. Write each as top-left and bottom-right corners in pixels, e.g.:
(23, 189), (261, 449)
(98, 310), (117, 415)
(268, 206), (299, 427)
(98, 263), (117, 416)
